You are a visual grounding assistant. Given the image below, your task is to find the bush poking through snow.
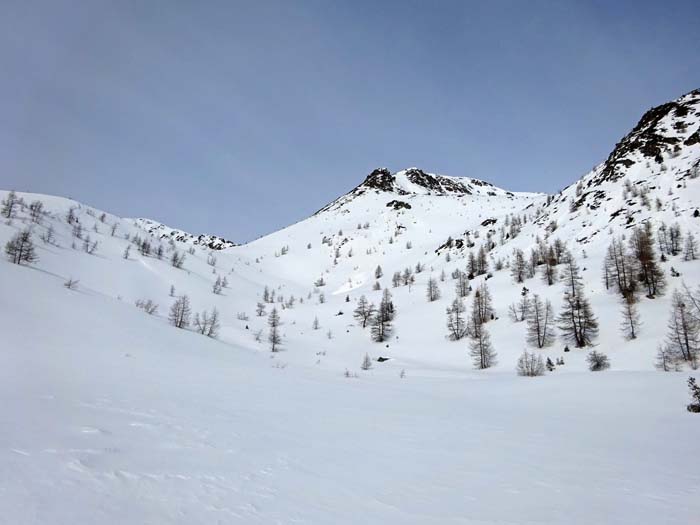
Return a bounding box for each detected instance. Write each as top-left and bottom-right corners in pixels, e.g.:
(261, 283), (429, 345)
(587, 351), (610, 371)
(135, 299), (159, 315)
(516, 351), (546, 377)
(687, 377), (700, 413)
(361, 353), (372, 370)
(546, 357), (555, 372)
(194, 308), (220, 338)
(63, 278), (79, 290)
(170, 250), (186, 269)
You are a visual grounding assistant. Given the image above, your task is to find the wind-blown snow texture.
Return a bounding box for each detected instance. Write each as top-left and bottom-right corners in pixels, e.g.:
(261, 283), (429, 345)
(2, 90), (700, 524)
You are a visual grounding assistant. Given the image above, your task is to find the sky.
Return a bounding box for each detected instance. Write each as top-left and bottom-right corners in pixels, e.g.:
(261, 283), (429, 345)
(1, 1), (699, 242)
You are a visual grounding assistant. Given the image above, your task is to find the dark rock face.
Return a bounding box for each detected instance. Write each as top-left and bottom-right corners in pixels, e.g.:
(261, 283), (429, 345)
(571, 189), (607, 212)
(386, 200), (412, 210)
(358, 167), (475, 196)
(360, 168), (404, 193)
(435, 236), (467, 254)
(686, 130), (700, 146)
(166, 231), (235, 250)
(591, 89), (700, 186)
(404, 168), (472, 195)
(195, 234), (237, 251)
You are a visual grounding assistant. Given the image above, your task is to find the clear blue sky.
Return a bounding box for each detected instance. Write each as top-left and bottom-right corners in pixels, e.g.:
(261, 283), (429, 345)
(2, 0), (698, 241)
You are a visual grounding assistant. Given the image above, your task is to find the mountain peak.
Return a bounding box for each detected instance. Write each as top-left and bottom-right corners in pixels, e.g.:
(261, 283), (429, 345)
(590, 88), (700, 185)
(358, 167), (501, 197)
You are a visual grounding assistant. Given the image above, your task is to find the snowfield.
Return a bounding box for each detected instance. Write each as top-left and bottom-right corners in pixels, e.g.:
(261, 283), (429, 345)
(2, 89), (700, 523)
(3, 262), (698, 524)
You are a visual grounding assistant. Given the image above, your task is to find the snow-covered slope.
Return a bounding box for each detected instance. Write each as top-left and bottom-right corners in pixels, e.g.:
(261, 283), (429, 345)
(3, 262), (697, 523)
(2, 89), (700, 524)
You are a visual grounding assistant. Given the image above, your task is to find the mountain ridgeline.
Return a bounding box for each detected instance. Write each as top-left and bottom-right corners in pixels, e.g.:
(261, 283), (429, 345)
(2, 89), (700, 375)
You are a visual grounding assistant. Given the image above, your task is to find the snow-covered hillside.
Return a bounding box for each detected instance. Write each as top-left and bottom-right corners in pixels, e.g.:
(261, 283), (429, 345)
(2, 89), (700, 524)
(132, 217), (236, 251)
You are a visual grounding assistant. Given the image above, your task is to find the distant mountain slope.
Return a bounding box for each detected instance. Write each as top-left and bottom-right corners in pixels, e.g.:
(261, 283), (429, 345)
(132, 218), (236, 251)
(1, 89), (698, 376)
(2, 89), (699, 375)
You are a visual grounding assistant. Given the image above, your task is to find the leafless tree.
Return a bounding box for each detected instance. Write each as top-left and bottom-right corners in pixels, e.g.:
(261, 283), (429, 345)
(212, 276), (223, 295)
(353, 295), (375, 328)
(509, 292), (531, 323)
(169, 295), (191, 329)
(371, 289), (394, 342)
(446, 297), (467, 341)
(426, 277), (441, 302)
(1, 191), (19, 219)
(5, 229), (37, 265)
(454, 270), (470, 298)
(472, 282), (494, 324)
(620, 292), (641, 340)
(268, 307), (282, 352)
(527, 294), (555, 348)
(510, 248), (527, 283)
(40, 225), (55, 245)
(194, 308), (220, 338)
(516, 351), (545, 376)
(468, 307), (497, 369)
(628, 225), (665, 297)
(665, 289), (699, 367)
(684, 233), (698, 261)
(28, 200), (44, 223)
(557, 286), (598, 347)
(171, 250), (186, 269)
(135, 299), (159, 315)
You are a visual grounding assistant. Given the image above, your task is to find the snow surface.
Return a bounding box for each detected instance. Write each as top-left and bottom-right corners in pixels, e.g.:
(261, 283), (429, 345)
(2, 260), (699, 524)
(2, 90), (700, 523)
